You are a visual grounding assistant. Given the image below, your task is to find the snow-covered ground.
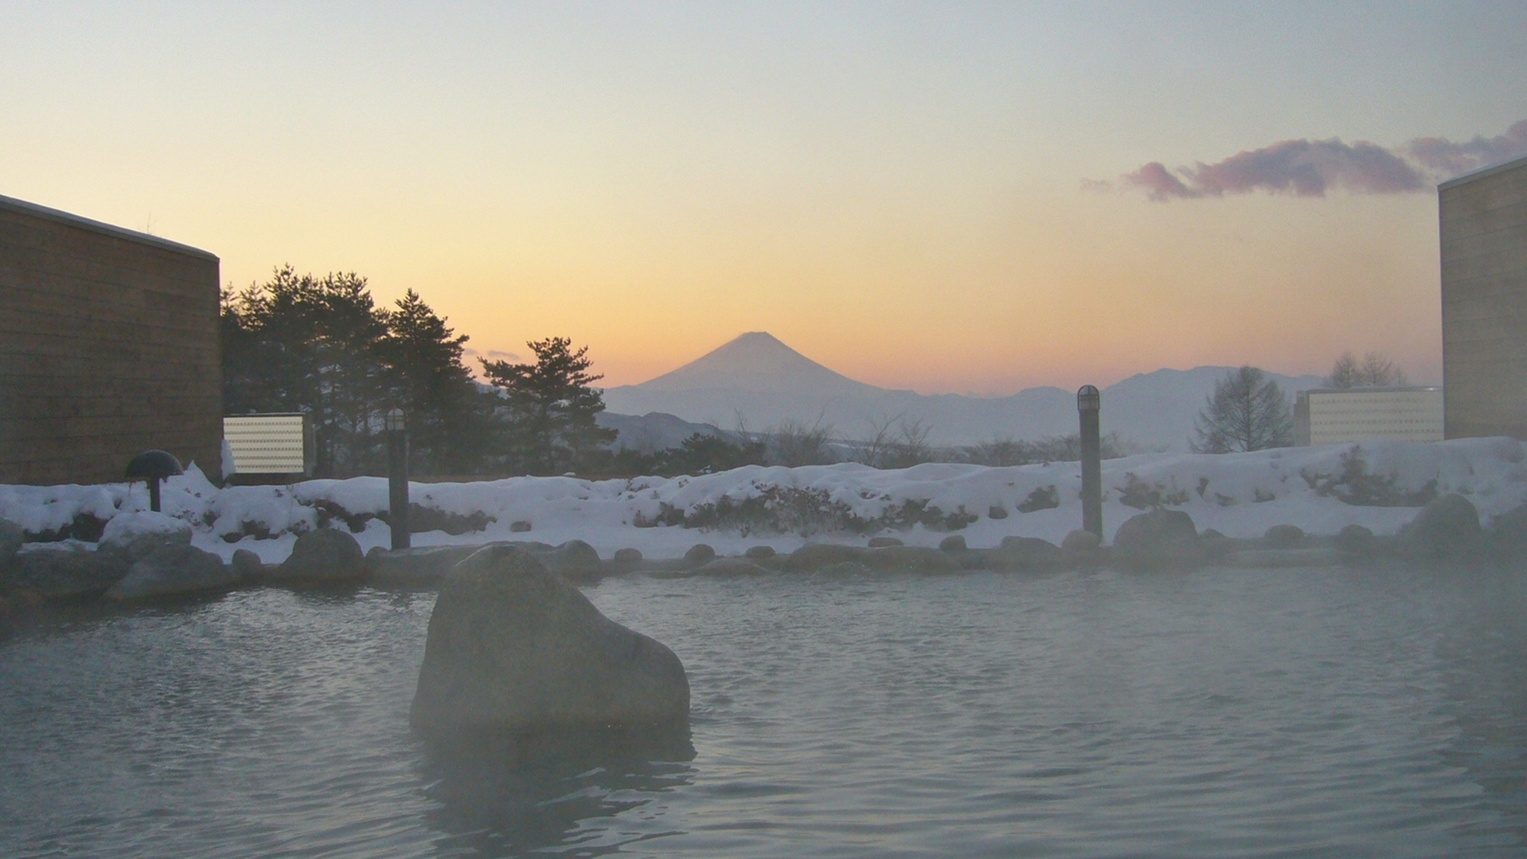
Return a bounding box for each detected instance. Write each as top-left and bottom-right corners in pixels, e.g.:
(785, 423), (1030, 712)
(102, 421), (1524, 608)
(3, 438), (1524, 564)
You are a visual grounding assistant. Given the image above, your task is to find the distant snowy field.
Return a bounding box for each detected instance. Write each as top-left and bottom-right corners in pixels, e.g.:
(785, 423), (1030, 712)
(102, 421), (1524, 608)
(3, 438), (1524, 564)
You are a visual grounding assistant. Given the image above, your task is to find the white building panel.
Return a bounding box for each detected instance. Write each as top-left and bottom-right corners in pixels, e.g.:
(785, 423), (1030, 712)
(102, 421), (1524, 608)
(1301, 388), (1444, 445)
(223, 414), (311, 474)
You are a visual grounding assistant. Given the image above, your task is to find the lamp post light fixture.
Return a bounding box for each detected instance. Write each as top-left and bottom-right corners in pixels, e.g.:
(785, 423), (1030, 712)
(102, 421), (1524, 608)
(386, 408), (410, 550)
(1077, 385), (1103, 539)
(125, 449), (184, 513)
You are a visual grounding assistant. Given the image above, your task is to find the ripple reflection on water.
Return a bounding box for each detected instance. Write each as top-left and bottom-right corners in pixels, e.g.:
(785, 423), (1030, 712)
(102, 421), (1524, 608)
(0, 565), (1523, 857)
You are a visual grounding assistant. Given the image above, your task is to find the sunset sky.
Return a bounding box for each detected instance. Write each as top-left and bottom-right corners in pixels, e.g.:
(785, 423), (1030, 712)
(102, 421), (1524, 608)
(4, 2), (1524, 394)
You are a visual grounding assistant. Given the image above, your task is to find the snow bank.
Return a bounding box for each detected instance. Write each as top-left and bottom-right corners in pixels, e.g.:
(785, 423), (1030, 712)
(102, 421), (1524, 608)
(1, 440), (1523, 562)
(99, 511), (191, 545)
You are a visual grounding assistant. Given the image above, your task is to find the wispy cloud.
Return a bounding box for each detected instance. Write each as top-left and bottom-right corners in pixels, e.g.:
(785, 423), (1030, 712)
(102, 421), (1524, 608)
(463, 347), (521, 361)
(1104, 120), (1527, 201)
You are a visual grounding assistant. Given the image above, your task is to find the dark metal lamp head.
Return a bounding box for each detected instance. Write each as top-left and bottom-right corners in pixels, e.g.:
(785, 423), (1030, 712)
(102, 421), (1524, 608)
(125, 449), (184, 481)
(125, 450), (183, 513)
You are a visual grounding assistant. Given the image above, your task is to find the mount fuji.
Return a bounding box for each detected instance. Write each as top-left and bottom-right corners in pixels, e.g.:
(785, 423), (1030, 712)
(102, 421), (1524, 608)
(600, 332), (1324, 451)
(634, 331), (879, 397)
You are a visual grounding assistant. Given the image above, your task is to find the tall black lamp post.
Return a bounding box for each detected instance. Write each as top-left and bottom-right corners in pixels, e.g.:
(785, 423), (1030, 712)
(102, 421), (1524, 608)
(1077, 385), (1102, 539)
(386, 408), (410, 550)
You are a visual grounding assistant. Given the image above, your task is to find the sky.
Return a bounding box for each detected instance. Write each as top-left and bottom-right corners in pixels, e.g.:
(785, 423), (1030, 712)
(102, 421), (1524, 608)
(3, 1), (1524, 395)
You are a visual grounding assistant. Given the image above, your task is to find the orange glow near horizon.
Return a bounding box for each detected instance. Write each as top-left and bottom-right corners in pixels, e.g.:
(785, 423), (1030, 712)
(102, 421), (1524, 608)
(2, 5), (1504, 397)
(365, 185), (1444, 396)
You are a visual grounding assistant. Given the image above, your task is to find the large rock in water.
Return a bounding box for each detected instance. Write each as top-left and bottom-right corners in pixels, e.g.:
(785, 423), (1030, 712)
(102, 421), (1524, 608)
(1111, 509), (1205, 571)
(366, 545), (481, 587)
(783, 542), (866, 571)
(862, 545), (961, 573)
(411, 545), (689, 734)
(1487, 503), (1527, 562)
(276, 527), (366, 583)
(528, 539), (605, 583)
(98, 512), (193, 564)
(0, 518), (25, 570)
(2, 545), (128, 600)
(991, 536), (1065, 571)
(1061, 529), (1103, 566)
(1403, 493), (1483, 561)
(105, 544), (236, 601)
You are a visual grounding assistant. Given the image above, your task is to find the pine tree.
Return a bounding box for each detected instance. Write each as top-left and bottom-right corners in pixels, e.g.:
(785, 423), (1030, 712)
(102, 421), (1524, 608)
(309, 271), (389, 476)
(220, 286), (270, 414)
(220, 266), (389, 477)
(655, 432), (767, 476)
(378, 290), (487, 475)
(481, 337), (618, 474)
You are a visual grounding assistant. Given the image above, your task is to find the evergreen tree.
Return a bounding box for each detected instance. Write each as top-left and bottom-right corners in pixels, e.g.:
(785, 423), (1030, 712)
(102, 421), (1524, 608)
(378, 289), (490, 475)
(1191, 366), (1292, 453)
(654, 432), (767, 476)
(308, 271), (389, 476)
(481, 337), (617, 474)
(220, 286), (271, 414)
(221, 266), (391, 477)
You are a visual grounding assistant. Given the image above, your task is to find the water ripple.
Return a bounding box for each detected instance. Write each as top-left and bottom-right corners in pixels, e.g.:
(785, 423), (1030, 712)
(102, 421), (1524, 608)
(0, 567), (1524, 856)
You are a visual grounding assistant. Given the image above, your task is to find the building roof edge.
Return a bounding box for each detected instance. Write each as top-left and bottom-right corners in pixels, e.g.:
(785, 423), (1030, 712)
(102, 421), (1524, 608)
(1438, 153), (1527, 192)
(1300, 386), (1443, 395)
(0, 193), (219, 262)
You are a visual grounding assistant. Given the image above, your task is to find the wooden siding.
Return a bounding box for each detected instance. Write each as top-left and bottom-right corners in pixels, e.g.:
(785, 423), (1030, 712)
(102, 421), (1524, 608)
(0, 196), (221, 484)
(1440, 156), (1527, 440)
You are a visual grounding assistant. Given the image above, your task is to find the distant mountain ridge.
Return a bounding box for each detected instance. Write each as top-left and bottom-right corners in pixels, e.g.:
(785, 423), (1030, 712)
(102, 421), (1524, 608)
(601, 332), (1325, 451)
(638, 331), (879, 397)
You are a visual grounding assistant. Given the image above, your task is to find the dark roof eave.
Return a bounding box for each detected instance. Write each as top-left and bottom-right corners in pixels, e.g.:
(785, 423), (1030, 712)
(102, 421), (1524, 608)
(0, 193), (219, 262)
(1438, 153), (1527, 192)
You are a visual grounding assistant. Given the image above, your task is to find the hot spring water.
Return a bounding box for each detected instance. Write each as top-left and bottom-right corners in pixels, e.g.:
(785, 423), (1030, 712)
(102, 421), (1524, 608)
(1, 564), (1524, 857)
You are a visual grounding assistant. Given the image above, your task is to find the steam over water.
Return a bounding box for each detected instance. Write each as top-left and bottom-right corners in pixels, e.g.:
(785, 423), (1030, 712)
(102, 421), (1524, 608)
(1, 565), (1524, 857)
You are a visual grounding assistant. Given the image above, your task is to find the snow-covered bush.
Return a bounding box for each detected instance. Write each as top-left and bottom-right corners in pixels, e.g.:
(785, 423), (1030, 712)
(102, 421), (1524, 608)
(1301, 445), (1438, 507)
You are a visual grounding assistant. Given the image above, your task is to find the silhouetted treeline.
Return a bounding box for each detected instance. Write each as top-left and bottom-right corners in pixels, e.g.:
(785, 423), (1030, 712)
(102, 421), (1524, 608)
(221, 266), (614, 478)
(222, 268), (1144, 479)
(604, 427), (1138, 477)
(959, 432), (1136, 465)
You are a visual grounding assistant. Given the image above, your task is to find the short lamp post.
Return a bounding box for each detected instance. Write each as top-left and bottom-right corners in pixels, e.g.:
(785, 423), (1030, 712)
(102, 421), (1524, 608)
(385, 408), (410, 550)
(1077, 385), (1103, 539)
(125, 450), (184, 514)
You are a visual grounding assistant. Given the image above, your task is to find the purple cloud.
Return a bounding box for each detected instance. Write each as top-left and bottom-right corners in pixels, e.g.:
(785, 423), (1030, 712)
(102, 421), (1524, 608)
(1121, 161), (1202, 201)
(1407, 120), (1527, 176)
(1109, 120), (1527, 202)
(1190, 139), (1425, 197)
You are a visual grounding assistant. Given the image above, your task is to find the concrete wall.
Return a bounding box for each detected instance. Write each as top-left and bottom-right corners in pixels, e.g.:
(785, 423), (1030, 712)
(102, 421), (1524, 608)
(1441, 155), (1527, 440)
(0, 195), (221, 485)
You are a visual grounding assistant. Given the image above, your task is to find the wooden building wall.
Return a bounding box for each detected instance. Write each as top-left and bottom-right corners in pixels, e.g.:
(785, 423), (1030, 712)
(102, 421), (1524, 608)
(0, 195), (221, 485)
(1441, 155), (1527, 441)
